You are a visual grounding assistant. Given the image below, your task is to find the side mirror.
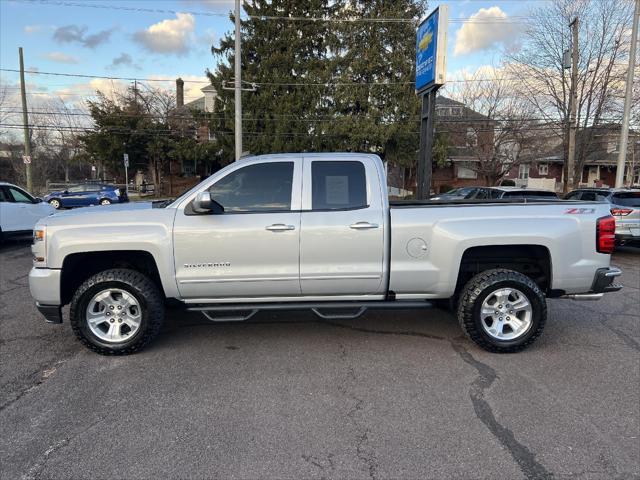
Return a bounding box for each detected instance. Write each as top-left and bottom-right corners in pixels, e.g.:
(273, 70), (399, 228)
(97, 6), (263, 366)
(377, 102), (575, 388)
(63, 190), (69, 194)
(193, 191), (224, 214)
(34, 197), (43, 203)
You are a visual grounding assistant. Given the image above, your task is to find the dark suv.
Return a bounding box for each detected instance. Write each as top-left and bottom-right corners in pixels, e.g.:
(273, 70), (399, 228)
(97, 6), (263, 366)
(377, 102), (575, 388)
(565, 188), (640, 246)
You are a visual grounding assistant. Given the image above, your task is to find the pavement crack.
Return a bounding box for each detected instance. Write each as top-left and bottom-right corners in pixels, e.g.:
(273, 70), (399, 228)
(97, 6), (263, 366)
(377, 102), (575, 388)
(21, 414), (109, 480)
(0, 363), (60, 412)
(451, 342), (552, 480)
(337, 343), (378, 480)
(320, 320), (448, 342)
(301, 453), (335, 478)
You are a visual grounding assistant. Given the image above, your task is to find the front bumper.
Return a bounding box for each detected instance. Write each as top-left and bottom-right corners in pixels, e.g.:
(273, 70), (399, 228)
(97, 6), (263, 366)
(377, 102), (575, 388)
(36, 303), (63, 324)
(29, 268), (62, 322)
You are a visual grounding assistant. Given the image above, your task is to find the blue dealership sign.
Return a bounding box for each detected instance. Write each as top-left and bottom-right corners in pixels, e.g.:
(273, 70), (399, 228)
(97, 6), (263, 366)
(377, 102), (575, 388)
(416, 6), (448, 93)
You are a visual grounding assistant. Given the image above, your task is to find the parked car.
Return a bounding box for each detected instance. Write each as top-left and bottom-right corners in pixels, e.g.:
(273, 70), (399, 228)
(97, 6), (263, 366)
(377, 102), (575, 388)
(29, 153), (621, 356)
(432, 187), (559, 201)
(465, 187), (559, 200)
(566, 188), (640, 246)
(44, 183), (128, 209)
(430, 186), (482, 201)
(0, 182), (55, 242)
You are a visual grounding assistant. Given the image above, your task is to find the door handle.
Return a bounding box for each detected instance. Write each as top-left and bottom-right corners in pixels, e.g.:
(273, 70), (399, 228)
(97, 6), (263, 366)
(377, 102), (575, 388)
(265, 223), (295, 231)
(349, 222), (379, 230)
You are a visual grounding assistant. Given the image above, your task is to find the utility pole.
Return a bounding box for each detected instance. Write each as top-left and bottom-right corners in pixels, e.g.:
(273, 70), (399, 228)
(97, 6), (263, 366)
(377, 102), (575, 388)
(615, 0), (639, 188)
(565, 18), (579, 193)
(234, 0), (242, 161)
(19, 47), (32, 192)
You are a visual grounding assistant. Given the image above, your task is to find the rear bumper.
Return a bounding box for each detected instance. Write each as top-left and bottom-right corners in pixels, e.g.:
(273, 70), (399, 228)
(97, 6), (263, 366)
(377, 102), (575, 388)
(590, 267), (623, 293)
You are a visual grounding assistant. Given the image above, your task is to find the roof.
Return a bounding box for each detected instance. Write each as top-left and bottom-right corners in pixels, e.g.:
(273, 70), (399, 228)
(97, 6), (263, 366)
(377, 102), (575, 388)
(184, 97), (205, 110)
(488, 186), (554, 193)
(569, 187), (640, 193)
(237, 152), (382, 163)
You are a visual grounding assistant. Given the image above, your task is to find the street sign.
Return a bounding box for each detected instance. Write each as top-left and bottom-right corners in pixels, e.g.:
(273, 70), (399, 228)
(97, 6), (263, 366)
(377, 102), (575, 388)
(22, 155), (31, 164)
(123, 153), (129, 168)
(415, 5), (448, 93)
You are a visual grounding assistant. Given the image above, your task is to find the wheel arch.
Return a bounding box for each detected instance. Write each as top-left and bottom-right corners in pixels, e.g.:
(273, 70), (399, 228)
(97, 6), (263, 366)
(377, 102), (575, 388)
(455, 244), (553, 295)
(61, 250), (164, 305)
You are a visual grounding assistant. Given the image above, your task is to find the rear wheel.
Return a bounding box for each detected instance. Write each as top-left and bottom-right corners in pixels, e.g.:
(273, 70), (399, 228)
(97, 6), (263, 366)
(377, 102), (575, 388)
(99, 198), (111, 205)
(457, 269), (546, 353)
(49, 198), (61, 209)
(70, 269), (164, 355)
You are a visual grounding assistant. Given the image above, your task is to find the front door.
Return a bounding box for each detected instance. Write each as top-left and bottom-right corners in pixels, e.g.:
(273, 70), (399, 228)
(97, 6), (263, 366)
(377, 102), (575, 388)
(299, 158), (385, 296)
(173, 158), (302, 300)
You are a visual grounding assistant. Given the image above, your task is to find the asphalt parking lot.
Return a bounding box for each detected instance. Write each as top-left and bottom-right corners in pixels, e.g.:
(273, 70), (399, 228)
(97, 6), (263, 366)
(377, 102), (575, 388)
(0, 240), (638, 480)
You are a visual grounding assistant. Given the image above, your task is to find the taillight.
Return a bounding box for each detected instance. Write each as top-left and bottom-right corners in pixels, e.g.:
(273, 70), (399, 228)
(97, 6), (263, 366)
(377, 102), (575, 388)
(596, 215), (616, 254)
(610, 208), (633, 216)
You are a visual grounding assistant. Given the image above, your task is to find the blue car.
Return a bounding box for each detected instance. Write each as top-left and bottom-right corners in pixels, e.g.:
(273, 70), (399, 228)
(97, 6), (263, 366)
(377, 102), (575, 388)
(44, 183), (128, 209)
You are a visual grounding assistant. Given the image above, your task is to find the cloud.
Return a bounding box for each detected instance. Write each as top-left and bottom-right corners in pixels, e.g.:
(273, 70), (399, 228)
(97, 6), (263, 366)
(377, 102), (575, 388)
(108, 52), (140, 70)
(133, 13), (195, 55)
(454, 6), (519, 56)
(53, 25), (114, 48)
(44, 51), (80, 64)
(24, 25), (44, 34)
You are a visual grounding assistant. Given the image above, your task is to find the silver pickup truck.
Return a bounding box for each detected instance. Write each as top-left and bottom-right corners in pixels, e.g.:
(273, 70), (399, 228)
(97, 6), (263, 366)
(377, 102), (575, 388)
(29, 153), (622, 355)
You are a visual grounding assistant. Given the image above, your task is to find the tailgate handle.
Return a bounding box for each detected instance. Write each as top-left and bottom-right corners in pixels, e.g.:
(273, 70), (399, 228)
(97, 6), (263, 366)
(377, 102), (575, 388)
(266, 223), (295, 231)
(349, 222), (379, 230)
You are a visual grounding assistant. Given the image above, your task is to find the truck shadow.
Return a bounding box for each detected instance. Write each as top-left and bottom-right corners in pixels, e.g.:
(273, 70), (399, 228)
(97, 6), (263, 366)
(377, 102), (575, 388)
(156, 306), (463, 350)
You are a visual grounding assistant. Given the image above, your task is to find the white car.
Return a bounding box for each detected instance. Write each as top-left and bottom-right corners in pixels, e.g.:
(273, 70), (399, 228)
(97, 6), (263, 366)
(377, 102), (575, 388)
(0, 182), (56, 242)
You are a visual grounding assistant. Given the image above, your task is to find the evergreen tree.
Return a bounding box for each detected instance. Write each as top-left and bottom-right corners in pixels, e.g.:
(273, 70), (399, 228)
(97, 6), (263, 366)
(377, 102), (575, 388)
(207, 0), (426, 170)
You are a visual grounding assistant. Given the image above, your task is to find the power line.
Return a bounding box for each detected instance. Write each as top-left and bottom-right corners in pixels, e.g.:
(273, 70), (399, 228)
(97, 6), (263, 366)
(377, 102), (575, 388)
(12, 0), (533, 23)
(1, 68), (530, 86)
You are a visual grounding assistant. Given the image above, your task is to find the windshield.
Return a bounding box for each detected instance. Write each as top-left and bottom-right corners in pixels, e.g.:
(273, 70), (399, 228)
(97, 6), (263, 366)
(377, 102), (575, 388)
(612, 192), (640, 207)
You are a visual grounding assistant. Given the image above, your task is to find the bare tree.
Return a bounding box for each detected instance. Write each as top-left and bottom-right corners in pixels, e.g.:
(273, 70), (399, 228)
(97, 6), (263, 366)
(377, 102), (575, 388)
(443, 72), (544, 186)
(508, 0), (636, 182)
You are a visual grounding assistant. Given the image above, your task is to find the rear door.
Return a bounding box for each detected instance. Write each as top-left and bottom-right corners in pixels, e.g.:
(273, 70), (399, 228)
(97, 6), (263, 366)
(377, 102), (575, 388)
(299, 157), (385, 296)
(173, 157), (303, 300)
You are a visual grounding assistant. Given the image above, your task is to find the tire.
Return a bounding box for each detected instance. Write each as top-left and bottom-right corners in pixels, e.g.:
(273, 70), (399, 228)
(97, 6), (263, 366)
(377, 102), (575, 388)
(99, 199), (111, 205)
(70, 268), (164, 355)
(457, 268), (547, 353)
(49, 198), (61, 209)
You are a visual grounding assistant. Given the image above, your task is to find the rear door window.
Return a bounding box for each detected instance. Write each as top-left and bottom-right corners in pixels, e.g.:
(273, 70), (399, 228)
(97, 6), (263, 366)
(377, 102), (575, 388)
(576, 191), (608, 201)
(311, 161), (367, 210)
(612, 192), (640, 207)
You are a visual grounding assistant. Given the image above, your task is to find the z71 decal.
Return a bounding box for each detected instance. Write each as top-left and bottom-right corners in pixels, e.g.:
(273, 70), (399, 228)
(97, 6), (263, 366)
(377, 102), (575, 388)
(564, 208), (596, 214)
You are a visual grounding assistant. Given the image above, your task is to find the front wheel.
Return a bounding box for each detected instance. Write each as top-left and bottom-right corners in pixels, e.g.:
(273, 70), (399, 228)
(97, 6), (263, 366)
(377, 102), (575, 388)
(100, 199), (111, 205)
(70, 269), (164, 355)
(49, 199), (61, 209)
(457, 269), (547, 353)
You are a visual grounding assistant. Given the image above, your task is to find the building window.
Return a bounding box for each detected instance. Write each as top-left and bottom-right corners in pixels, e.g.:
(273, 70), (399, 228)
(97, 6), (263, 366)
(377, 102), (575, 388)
(607, 140), (617, 153)
(457, 165), (477, 179)
(466, 128), (478, 147)
(518, 164), (530, 180)
(538, 163), (549, 176)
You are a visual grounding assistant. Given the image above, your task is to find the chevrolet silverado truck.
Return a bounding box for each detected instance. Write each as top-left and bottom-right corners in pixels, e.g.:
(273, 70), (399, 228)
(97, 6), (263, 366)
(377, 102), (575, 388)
(29, 153), (622, 355)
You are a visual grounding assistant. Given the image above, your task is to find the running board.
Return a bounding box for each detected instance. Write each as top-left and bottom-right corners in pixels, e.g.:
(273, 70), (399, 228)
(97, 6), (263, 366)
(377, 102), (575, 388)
(188, 300), (434, 322)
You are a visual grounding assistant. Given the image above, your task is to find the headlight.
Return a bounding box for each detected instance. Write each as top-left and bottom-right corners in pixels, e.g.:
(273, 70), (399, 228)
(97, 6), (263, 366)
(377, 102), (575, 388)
(33, 228), (45, 242)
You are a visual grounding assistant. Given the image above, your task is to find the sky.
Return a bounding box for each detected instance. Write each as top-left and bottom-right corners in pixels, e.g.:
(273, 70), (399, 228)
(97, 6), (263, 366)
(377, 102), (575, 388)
(0, 0), (538, 111)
